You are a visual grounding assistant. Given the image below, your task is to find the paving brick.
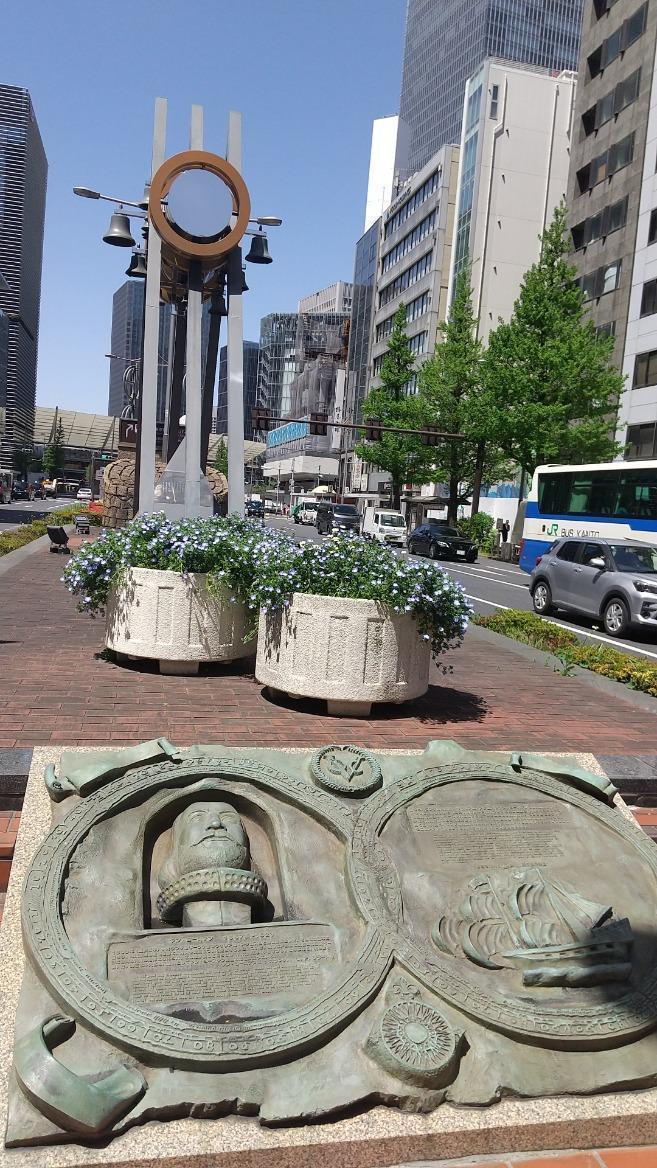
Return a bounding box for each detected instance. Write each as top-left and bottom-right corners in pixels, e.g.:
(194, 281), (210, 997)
(600, 1150), (657, 1166)
(2, 544), (657, 753)
(512, 1155), (602, 1167)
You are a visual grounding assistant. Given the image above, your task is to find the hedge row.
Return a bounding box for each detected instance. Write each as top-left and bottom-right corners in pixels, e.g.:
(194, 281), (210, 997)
(474, 609), (657, 698)
(0, 505), (101, 558)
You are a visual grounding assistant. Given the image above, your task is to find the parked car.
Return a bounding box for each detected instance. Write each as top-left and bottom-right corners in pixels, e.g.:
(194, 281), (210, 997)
(246, 499), (265, 518)
(407, 522), (478, 563)
(316, 502), (360, 535)
(530, 536), (657, 638)
(361, 506), (406, 547)
(76, 486), (93, 502)
(11, 481), (32, 501)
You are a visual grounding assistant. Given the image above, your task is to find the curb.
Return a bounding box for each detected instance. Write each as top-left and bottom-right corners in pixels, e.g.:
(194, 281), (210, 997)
(469, 621), (657, 716)
(0, 523), (82, 577)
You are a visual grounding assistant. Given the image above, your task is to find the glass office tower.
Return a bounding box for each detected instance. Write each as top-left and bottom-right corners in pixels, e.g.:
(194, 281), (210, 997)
(215, 340), (260, 438)
(107, 280), (173, 424)
(0, 85), (47, 468)
(399, 0), (584, 173)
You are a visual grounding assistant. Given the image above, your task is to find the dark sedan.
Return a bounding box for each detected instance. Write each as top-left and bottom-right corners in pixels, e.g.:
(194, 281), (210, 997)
(316, 502), (360, 535)
(407, 522), (477, 563)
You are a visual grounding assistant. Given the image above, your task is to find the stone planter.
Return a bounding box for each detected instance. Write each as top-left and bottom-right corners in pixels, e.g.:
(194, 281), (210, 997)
(106, 567), (251, 675)
(256, 592), (431, 716)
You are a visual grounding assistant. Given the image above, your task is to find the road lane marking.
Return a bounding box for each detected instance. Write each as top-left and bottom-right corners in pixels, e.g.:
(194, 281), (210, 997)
(465, 594), (657, 661)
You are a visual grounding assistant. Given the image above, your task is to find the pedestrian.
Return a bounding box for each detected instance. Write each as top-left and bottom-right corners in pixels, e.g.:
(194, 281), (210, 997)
(501, 520), (510, 543)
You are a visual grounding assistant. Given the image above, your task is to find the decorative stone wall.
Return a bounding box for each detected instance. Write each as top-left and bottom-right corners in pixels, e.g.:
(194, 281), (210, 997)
(102, 457), (228, 529)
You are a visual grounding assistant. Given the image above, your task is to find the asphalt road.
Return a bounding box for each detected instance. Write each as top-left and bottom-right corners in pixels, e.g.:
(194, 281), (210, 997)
(268, 515), (657, 663)
(0, 497), (73, 531)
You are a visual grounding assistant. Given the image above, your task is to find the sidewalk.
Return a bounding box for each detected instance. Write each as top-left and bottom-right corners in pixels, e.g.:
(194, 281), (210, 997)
(0, 541), (656, 753)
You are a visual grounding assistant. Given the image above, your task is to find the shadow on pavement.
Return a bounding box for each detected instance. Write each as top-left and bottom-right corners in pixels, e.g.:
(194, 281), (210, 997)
(260, 682), (488, 724)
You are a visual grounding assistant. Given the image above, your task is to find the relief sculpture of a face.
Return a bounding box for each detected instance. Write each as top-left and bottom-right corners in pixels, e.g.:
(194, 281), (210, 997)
(161, 802), (250, 882)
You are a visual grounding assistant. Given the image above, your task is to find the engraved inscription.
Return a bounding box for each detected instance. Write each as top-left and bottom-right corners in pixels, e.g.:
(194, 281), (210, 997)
(406, 801), (569, 866)
(108, 923), (337, 1005)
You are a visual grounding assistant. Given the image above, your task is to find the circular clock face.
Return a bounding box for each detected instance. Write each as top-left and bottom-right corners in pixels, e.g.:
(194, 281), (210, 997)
(166, 169), (234, 243)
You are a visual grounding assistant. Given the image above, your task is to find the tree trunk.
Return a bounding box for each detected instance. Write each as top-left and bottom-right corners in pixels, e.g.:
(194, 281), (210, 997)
(391, 477), (401, 510)
(470, 440), (485, 516)
(447, 474), (459, 524)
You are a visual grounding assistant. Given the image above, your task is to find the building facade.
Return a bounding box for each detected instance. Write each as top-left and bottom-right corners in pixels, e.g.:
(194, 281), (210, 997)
(0, 85), (47, 468)
(297, 282), (353, 315)
(364, 116), (410, 232)
(345, 218), (381, 429)
(107, 280), (173, 424)
(255, 313), (299, 419)
(451, 60), (577, 343)
(399, 0), (584, 174)
(370, 144), (461, 386)
(215, 340), (259, 439)
(565, 0), (657, 454)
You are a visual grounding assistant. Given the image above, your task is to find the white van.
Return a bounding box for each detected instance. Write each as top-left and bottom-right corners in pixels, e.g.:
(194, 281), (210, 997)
(294, 499), (319, 526)
(361, 506), (406, 547)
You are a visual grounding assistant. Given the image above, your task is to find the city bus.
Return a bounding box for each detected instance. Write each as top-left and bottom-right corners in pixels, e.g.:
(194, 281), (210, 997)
(519, 460), (657, 573)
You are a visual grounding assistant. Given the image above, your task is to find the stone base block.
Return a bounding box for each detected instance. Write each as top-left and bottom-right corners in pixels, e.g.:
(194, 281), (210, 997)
(159, 660), (200, 676)
(327, 699), (372, 717)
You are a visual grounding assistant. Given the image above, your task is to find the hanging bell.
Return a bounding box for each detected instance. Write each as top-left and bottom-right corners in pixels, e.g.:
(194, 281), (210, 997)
(241, 268), (249, 293)
(245, 227), (272, 264)
(103, 211), (135, 248)
(125, 250), (147, 278)
(209, 290), (227, 316)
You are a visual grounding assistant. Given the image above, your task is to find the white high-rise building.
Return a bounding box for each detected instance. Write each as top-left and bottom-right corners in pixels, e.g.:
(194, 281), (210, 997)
(363, 115), (410, 233)
(297, 282), (353, 315)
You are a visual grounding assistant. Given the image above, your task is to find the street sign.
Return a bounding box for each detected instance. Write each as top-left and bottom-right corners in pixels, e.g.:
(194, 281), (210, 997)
(95, 468), (103, 481)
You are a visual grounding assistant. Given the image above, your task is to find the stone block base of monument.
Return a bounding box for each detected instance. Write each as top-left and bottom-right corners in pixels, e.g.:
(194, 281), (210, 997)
(2, 741), (657, 1168)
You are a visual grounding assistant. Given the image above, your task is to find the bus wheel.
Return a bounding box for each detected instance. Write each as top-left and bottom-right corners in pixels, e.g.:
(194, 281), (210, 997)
(603, 597), (630, 638)
(532, 580), (553, 615)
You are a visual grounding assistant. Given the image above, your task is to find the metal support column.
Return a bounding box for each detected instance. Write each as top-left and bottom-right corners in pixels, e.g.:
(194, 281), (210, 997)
(200, 292), (222, 471)
(138, 96), (167, 514)
(163, 305), (186, 463)
(226, 110), (245, 518)
(184, 261), (203, 517)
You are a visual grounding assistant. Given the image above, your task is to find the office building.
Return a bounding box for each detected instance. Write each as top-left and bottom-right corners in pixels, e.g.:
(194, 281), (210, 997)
(255, 313), (299, 419)
(370, 144), (461, 385)
(0, 85), (47, 468)
(565, 0), (657, 455)
(107, 280), (173, 424)
(451, 60), (577, 343)
(345, 218), (381, 429)
(298, 282), (353, 315)
(399, 0), (584, 174)
(0, 310), (8, 425)
(215, 340), (259, 439)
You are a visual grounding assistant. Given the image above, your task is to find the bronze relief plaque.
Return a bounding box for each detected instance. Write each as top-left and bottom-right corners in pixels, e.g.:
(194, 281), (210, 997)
(8, 742), (657, 1147)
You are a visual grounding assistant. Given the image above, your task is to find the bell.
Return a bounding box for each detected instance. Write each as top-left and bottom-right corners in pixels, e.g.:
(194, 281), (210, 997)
(103, 211), (135, 248)
(125, 250), (147, 278)
(245, 228), (272, 264)
(241, 269), (249, 293)
(209, 290), (227, 316)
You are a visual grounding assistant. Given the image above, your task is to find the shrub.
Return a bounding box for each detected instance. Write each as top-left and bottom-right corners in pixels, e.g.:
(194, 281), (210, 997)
(63, 513), (472, 658)
(458, 512), (495, 548)
(475, 609), (657, 697)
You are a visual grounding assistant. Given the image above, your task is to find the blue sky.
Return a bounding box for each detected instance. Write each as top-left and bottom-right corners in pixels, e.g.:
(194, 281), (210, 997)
(2, 0), (406, 414)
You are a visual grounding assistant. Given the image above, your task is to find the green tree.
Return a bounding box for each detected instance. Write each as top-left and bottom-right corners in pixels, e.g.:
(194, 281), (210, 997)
(42, 417), (66, 478)
(213, 437), (228, 476)
(419, 266), (509, 523)
(481, 204), (623, 478)
(12, 442), (37, 479)
(355, 305), (434, 509)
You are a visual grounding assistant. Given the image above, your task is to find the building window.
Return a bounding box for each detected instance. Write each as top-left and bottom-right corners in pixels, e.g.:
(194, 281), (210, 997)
(588, 3), (648, 77)
(408, 331), (428, 356)
(633, 349), (657, 388)
(609, 132), (634, 176)
(648, 208), (657, 245)
(582, 69), (641, 136)
(490, 84), (499, 119)
(580, 259), (622, 300)
(641, 279), (657, 317)
(627, 422), (657, 459)
(381, 210), (437, 273)
(595, 321), (616, 338)
(383, 168), (441, 239)
(594, 0), (620, 16)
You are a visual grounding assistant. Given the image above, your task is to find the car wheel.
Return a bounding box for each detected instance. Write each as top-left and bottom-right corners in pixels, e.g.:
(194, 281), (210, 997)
(407, 541), (416, 555)
(603, 597), (630, 638)
(532, 580), (553, 615)
(466, 551), (478, 563)
(429, 543), (439, 560)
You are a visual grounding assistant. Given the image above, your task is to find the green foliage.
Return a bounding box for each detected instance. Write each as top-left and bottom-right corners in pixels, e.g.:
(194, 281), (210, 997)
(214, 438), (228, 475)
(12, 443), (37, 478)
(356, 305), (434, 508)
(62, 514), (472, 658)
(480, 204), (624, 477)
(458, 512), (495, 548)
(43, 418), (66, 478)
(419, 266), (508, 521)
(474, 609), (657, 697)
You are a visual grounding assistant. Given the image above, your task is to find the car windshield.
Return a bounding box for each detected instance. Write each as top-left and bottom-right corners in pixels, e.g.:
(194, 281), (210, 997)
(380, 514), (405, 527)
(430, 526), (458, 537)
(609, 544), (657, 573)
(334, 506), (358, 516)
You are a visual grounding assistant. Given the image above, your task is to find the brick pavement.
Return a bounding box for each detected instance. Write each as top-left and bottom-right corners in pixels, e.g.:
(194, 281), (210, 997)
(410, 1153), (657, 1167)
(1, 542), (657, 752)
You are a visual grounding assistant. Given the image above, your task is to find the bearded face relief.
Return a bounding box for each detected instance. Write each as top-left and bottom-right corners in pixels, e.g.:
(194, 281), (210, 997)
(157, 801), (267, 928)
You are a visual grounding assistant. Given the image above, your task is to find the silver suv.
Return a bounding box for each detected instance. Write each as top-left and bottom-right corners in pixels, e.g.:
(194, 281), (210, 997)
(530, 537), (657, 638)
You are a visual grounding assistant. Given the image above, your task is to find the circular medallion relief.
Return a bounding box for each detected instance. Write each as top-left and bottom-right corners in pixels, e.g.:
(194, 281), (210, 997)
(311, 745), (382, 796)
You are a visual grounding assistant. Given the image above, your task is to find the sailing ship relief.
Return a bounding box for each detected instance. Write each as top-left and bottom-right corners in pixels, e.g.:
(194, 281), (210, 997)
(432, 868), (633, 988)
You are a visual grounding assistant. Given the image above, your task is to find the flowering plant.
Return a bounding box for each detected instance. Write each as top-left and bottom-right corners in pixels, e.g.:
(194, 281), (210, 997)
(63, 514), (471, 656)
